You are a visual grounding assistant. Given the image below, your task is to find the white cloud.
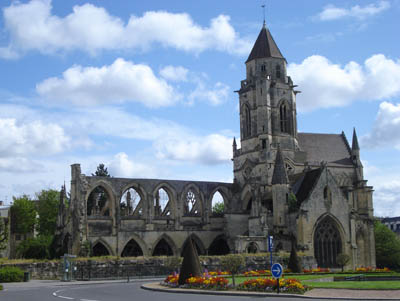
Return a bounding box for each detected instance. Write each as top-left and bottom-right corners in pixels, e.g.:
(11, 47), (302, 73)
(316, 1), (390, 21)
(0, 118), (70, 157)
(188, 81), (230, 106)
(1, 0), (251, 57)
(155, 134), (232, 165)
(108, 152), (157, 178)
(361, 102), (400, 149)
(0, 157), (43, 173)
(288, 54), (400, 112)
(36, 58), (179, 107)
(363, 161), (400, 217)
(160, 66), (189, 82)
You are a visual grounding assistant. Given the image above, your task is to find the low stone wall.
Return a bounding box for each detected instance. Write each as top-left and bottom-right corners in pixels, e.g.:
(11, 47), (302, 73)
(0, 255), (316, 280)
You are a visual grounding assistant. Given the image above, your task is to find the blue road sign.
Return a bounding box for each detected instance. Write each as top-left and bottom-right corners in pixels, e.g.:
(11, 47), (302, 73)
(268, 236), (273, 252)
(271, 263), (283, 278)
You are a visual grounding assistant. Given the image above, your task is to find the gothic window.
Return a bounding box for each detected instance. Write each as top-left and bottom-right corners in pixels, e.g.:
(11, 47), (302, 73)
(121, 239), (143, 257)
(314, 217), (342, 268)
(262, 139), (267, 149)
(243, 105), (251, 138)
(208, 236), (230, 255)
(87, 186), (111, 217)
(276, 65), (281, 78)
(154, 188), (171, 217)
(279, 103), (289, 133)
(120, 188), (142, 217)
(247, 242), (258, 254)
(261, 64), (266, 72)
(92, 242), (110, 257)
(211, 191), (224, 217)
(184, 189), (201, 216)
(152, 238), (173, 256)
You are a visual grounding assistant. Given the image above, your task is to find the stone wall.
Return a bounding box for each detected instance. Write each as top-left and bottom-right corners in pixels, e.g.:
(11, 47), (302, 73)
(0, 255), (316, 280)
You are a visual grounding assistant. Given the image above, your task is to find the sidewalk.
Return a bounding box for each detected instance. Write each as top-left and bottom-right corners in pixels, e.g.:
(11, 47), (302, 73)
(141, 282), (400, 300)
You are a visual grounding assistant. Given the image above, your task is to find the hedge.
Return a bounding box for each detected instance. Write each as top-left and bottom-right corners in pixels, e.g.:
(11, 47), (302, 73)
(0, 266), (24, 282)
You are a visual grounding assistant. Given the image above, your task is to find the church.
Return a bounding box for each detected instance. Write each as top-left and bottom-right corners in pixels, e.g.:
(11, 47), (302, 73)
(56, 23), (376, 269)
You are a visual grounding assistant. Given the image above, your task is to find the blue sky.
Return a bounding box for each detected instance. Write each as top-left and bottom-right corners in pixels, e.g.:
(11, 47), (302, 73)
(0, 0), (400, 216)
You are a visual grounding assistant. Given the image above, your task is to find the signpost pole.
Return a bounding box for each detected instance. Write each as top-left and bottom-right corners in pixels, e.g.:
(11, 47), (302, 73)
(271, 263), (283, 295)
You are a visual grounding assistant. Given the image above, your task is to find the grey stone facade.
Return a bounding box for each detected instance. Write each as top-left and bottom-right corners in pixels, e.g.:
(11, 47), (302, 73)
(56, 24), (375, 269)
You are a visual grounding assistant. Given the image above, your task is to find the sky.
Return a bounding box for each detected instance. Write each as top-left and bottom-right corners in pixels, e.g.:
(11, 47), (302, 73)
(0, 0), (400, 216)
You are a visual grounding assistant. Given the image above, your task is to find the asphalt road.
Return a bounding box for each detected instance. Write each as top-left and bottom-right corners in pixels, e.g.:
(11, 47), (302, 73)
(0, 280), (390, 301)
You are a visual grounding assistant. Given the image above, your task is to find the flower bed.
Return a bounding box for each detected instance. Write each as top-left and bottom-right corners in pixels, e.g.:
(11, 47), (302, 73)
(237, 277), (308, 294)
(242, 269), (271, 277)
(356, 267), (391, 273)
(186, 276), (229, 290)
(303, 267), (330, 273)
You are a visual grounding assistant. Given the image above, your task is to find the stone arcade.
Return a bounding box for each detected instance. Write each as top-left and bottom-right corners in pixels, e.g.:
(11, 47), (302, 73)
(56, 23), (376, 269)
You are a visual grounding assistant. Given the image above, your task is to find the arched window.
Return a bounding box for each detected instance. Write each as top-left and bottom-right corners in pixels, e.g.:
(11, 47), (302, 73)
(279, 103), (289, 133)
(87, 186), (111, 217)
(152, 238), (173, 256)
(247, 242), (258, 254)
(208, 237), (230, 255)
(121, 239), (143, 257)
(314, 216), (342, 267)
(276, 65), (281, 78)
(154, 188), (171, 217)
(184, 189), (201, 216)
(92, 242), (110, 257)
(211, 191), (224, 216)
(120, 188), (142, 217)
(323, 186), (332, 202)
(243, 105), (251, 138)
(261, 64), (266, 72)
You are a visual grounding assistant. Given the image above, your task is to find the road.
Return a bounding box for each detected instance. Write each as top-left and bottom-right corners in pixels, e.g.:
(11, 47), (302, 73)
(0, 280), (393, 301)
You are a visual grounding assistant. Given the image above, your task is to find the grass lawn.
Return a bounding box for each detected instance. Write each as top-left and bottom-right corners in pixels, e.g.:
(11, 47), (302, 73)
(304, 280), (400, 290)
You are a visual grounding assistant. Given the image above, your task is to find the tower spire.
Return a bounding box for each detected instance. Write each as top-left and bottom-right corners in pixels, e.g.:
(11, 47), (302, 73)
(262, 3), (266, 28)
(352, 127), (360, 151)
(271, 146), (289, 185)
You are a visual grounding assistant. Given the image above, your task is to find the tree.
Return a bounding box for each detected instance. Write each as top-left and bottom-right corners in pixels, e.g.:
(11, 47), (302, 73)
(336, 253), (351, 272)
(16, 236), (52, 259)
(288, 240), (302, 273)
(92, 164), (110, 177)
(220, 254), (244, 287)
(375, 221), (400, 269)
(0, 217), (8, 251)
(36, 189), (60, 237)
(212, 202), (224, 215)
(179, 239), (202, 285)
(10, 195), (36, 235)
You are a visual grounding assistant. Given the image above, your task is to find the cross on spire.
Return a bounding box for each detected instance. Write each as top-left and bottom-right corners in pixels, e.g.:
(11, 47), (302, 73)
(261, 3), (266, 27)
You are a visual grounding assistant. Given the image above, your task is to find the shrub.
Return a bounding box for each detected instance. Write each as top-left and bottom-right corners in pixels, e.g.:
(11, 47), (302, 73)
(17, 236), (52, 259)
(0, 284), (3, 290)
(178, 239), (202, 285)
(288, 241), (302, 273)
(0, 266), (24, 282)
(336, 253), (351, 272)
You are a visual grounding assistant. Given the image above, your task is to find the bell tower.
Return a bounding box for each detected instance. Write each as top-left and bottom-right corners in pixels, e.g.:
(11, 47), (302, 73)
(233, 23), (299, 188)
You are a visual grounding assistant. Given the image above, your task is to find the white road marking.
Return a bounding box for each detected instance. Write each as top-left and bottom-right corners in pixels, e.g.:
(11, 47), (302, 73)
(80, 299), (100, 301)
(58, 296), (74, 300)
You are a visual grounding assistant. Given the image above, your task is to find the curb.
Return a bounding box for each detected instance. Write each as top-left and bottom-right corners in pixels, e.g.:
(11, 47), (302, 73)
(141, 282), (400, 300)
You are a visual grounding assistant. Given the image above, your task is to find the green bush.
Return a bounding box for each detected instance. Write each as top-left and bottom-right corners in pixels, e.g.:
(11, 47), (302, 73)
(17, 236), (52, 259)
(0, 284), (3, 290)
(0, 266), (24, 282)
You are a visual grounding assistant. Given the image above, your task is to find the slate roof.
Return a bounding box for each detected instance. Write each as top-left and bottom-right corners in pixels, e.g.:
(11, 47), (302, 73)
(246, 25), (284, 63)
(290, 168), (322, 203)
(297, 132), (353, 166)
(271, 148), (288, 185)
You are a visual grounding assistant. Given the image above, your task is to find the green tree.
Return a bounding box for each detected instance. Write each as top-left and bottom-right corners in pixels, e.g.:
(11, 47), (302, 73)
(212, 202), (224, 215)
(36, 189), (60, 237)
(92, 164), (110, 177)
(336, 253), (351, 272)
(375, 221), (400, 269)
(10, 195), (36, 235)
(288, 239), (302, 273)
(16, 236), (52, 259)
(220, 254), (244, 287)
(0, 217), (8, 251)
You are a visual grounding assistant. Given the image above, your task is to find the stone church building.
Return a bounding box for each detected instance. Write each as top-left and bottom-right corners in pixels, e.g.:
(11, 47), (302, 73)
(57, 24), (376, 269)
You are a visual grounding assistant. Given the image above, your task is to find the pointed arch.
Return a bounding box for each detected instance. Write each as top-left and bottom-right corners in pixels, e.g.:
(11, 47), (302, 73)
(243, 104), (251, 138)
(152, 234), (177, 256)
(246, 242), (258, 254)
(208, 235), (230, 255)
(181, 183), (203, 217)
(181, 234), (206, 256)
(313, 214), (344, 268)
(209, 186), (230, 216)
(91, 240), (112, 257)
(86, 182), (115, 217)
(241, 184), (253, 213)
(120, 185), (145, 218)
(152, 183), (176, 218)
(279, 99), (290, 134)
(121, 239), (144, 257)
